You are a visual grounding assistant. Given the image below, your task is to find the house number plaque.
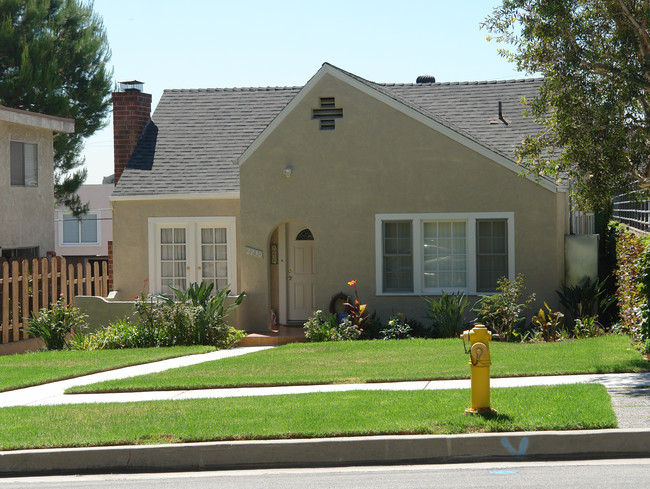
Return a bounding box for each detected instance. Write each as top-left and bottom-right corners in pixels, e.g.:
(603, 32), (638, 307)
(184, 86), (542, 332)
(245, 246), (264, 259)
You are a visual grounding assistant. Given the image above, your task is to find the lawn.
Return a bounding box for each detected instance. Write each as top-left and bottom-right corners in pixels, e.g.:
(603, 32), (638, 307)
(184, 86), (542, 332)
(0, 384), (616, 450)
(0, 346), (215, 392)
(69, 336), (648, 393)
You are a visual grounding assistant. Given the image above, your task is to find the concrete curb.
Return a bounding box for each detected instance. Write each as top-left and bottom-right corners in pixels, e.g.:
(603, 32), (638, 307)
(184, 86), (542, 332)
(2, 429), (649, 476)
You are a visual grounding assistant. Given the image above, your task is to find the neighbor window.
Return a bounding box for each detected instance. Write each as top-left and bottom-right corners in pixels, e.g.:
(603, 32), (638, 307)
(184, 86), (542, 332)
(10, 141), (38, 187)
(62, 214), (99, 244)
(376, 213), (514, 294)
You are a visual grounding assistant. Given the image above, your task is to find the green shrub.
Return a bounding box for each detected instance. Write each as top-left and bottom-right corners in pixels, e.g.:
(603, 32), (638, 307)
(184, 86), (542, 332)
(74, 283), (246, 351)
(26, 297), (88, 350)
(380, 315), (412, 340)
(473, 274), (535, 342)
(304, 310), (360, 342)
(615, 225), (647, 336)
(556, 277), (613, 329)
(423, 291), (469, 338)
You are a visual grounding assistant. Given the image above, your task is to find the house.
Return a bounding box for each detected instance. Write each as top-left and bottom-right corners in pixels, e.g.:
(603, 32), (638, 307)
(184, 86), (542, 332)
(110, 64), (571, 332)
(1, 106), (74, 259)
(54, 182), (113, 266)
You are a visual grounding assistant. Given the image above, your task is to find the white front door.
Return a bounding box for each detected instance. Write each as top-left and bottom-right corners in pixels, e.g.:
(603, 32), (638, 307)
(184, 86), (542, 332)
(287, 223), (315, 322)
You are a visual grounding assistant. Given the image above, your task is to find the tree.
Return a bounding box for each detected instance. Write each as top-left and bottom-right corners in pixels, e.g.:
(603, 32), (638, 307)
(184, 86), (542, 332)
(0, 0), (112, 214)
(483, 1), (650, 210)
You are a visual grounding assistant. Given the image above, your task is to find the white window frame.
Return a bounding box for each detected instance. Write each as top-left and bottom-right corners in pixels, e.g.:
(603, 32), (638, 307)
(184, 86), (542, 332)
(375, 212), (515, 295)
(148, 216), (237, 295)
(58, 212), (100, 246)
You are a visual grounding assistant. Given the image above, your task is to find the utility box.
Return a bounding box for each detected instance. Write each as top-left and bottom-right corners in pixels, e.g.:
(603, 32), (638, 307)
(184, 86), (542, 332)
(564, 234), (599, 286)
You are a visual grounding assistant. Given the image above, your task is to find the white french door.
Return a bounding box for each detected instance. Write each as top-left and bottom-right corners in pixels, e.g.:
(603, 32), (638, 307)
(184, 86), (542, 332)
(149, 217), (237, 295)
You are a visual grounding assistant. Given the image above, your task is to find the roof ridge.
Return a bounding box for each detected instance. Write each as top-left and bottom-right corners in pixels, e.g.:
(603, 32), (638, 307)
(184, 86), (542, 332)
(164, 86), (302, 93)
(381, 78), (543, 87)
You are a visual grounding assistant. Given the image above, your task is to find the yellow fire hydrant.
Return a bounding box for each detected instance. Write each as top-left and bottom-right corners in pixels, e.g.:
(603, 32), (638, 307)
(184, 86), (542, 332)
(461, 324), (496, 414)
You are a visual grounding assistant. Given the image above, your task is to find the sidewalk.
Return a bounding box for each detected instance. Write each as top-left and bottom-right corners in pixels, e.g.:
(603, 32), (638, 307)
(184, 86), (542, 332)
(1, 347), (649, 475)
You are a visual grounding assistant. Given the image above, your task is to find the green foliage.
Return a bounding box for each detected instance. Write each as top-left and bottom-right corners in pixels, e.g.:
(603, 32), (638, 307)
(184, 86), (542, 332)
(25, 297), (88, 350)
(343, 280), (369, 332)
(483, 1), (650, 210)
(0, 0), (113, 213)
(614, 225), (647, 337)
(303, 310), (360, 342)
(159, 282), (246, 346)
(423, 291), (469, 338)
(76, 283), (246, 350)
(569, 316), (605, 339)
(556, 277), (613, 328)
(531, 302), (564, 342)
(473, 274), (535, 342)
(379, 315), (412, 340)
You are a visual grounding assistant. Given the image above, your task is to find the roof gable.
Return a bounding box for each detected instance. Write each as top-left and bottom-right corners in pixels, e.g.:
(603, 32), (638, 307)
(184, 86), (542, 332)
(238, 63), (556, 192)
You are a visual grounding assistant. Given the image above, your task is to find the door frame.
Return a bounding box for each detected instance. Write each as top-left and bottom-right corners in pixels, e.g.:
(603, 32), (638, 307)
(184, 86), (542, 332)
(277, 222), (315, 325)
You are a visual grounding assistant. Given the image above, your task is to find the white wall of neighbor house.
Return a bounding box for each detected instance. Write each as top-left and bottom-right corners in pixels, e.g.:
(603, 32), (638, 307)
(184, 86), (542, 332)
(54, 183), (113, 258)
(0, 120), (57, 255)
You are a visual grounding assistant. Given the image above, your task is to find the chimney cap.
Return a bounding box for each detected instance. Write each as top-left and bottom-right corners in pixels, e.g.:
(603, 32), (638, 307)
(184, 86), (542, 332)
(119, 80), (144, 92)
(416, 75), (436, 84)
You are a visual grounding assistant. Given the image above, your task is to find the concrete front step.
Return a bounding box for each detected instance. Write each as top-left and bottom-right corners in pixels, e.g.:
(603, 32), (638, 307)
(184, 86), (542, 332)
(237, 326), (305, 346)
(237, 334), (305, 347)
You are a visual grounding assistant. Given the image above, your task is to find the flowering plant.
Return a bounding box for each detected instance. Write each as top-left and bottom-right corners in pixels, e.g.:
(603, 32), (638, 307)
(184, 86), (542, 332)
(344, 280), (369, 331)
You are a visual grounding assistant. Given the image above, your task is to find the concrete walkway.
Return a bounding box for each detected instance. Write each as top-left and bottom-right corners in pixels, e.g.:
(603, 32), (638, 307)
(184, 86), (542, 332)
(1, 347), (649, 475)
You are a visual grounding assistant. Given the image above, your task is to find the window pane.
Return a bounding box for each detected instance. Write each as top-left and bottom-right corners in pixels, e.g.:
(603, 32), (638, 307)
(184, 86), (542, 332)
(10, 142), (24, 186)
(80, 215), (97, 243)
(477, 219), (508, 292)
(383, 221), (412, 292)
(62, 215), (79, 243)
(23, 143), (37, 187)
(423, 221), (466, 289)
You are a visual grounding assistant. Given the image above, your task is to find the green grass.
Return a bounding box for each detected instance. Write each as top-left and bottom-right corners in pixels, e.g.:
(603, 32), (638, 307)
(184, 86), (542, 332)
(69, 336), (648, 393)
(0, 384), (616, 450)
(0, 346), (215, 392)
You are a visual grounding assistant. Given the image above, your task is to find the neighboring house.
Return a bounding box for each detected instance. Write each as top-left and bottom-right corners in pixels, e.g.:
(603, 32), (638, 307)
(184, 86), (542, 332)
(0, 106), (74, 259)
(54, 182), (113, 265)
(110, 64), (572, 332)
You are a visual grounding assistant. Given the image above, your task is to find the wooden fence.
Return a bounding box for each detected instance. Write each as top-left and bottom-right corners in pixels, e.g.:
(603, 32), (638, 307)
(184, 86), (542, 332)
(0, 256), (108, 344)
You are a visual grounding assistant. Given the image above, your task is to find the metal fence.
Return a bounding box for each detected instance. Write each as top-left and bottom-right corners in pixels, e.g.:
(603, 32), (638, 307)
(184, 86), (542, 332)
(613, 192), (650, 233)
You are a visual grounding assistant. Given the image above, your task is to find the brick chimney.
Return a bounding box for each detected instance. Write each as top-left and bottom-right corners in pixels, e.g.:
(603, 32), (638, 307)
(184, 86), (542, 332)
(112, 80), (151, 185)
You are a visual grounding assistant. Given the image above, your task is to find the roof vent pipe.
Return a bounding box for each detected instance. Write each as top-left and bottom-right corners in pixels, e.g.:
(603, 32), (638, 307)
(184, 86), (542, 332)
(416, 75), (436, 84)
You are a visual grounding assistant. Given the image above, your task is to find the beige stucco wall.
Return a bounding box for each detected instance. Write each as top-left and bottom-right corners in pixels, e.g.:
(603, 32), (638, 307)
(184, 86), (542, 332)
(239, 73), (568, 331)
(0, 120), (56, 254)
(111, 198), (241, 323)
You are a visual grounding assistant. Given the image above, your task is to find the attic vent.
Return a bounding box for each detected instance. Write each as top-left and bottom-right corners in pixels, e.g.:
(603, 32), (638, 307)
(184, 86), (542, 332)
(416, 75), (436, 84)
(312, 97), (343, 130)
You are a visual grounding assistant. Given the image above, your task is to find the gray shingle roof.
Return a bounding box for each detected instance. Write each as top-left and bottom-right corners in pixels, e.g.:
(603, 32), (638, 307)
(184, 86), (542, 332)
(114, 87), (300, 196)
(113, 67), (544, 197)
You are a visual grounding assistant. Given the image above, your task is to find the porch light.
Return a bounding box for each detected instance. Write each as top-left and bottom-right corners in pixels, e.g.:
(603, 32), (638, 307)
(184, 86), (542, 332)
(283, 166), (293, 178)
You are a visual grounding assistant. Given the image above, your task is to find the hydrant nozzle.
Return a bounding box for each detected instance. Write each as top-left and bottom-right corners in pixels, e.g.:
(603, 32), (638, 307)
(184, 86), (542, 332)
(462, 324), (497, 415)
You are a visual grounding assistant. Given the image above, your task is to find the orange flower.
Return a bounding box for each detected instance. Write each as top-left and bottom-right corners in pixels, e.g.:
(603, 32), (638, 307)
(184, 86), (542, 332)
(347, 280), (357, 287)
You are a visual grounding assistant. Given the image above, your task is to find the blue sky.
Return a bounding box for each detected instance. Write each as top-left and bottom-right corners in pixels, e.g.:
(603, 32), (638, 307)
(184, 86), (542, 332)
(84, 0), (525, 183)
